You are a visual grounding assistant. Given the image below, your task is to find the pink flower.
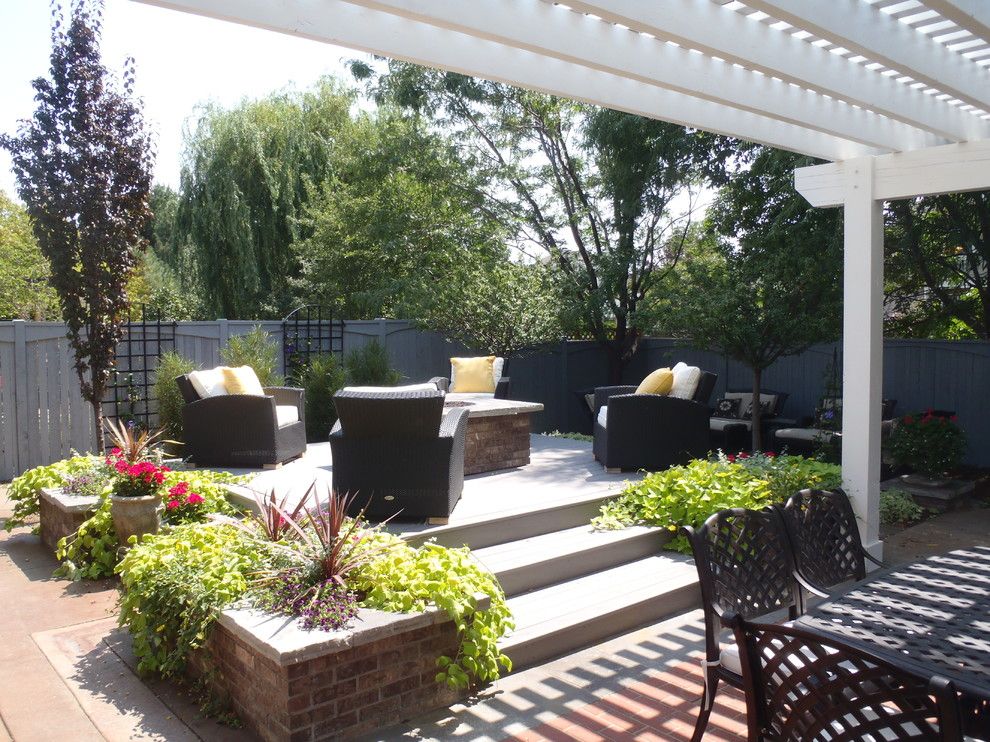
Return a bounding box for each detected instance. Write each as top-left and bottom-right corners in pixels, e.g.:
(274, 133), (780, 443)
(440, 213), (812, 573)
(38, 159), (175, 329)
(186, 493), (204, 506)
(726, 454), (736, 463)
(738, 452), (751, 459)
(115, 460), (128, 473)
(950, 415), (959, 423)
(765, 451), (777, 458)
(111, 447), (122, 457)
(169, 481), (189, 497)
(153, 472), (164, 485)
(166, 499), (180, 510)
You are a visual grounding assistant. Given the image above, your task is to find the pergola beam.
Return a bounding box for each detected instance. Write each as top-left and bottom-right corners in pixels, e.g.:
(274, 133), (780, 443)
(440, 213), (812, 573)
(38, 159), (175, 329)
(351, 0), (941, 152)
(744, 0), (990, 114)
(891, 0), (990, 58)
(136, 0), (878, 161)
(563, 0), (990, 143)
(794, 139), (990, 206)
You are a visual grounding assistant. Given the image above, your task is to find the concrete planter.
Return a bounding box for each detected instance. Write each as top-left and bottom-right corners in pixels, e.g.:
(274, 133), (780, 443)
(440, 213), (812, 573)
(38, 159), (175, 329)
(881, 473), (976, 511)
(109, 495), (160, 545)
(189, 597), (489, 742)
(38, 487), (100, 553)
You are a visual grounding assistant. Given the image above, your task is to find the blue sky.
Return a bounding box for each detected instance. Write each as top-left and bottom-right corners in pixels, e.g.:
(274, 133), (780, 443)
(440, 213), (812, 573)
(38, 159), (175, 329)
(0, 0), (364, 198)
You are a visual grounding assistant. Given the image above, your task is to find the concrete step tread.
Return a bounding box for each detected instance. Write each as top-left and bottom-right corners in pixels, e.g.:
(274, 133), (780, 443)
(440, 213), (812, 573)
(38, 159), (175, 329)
(501, 553), (697, 648)
(472, 524), (661, 576)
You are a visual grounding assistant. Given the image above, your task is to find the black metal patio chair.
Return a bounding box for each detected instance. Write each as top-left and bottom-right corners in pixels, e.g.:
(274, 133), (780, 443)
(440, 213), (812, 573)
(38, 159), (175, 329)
(681, 507), (803, 742)
(724, 612), (963, 741)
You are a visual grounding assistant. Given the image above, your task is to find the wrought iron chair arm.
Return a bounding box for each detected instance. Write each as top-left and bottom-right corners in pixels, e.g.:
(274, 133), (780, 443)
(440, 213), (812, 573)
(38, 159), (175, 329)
(793, 570), (830, 599)
(863, 550), (887, 569)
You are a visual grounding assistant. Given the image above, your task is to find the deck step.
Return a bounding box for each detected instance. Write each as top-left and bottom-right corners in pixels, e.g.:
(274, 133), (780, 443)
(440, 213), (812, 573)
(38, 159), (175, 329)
(473, 525), (670, 596)
(401, 491), (614, 550)
(500, 554), (700, 670)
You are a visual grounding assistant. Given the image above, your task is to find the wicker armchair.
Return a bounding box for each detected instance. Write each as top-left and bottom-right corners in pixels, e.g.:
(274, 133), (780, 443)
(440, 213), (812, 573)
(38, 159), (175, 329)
(329, 389), (469, 522)
(175, 374), (306, 468)
(725, 612), (962, 741)
(682, 507), (803, 742)
(592, 370), (717, 472)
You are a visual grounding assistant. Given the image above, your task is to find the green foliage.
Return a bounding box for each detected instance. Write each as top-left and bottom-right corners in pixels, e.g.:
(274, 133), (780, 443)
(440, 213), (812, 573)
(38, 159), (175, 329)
(175, 79), (354, 318)
(4, 455), (103, 531)
(155, 352), (197, 445)
(889, 411), (966, 478)
(117, 523), (266, 676)
(593, 453), (842, 552)
(879, 489), (925, 526)
(55, 499), (118, 581)
(0, 191), (60, 320)
(1, 1), (153, 446)
(353, 539), (513, 689)
(221, 326), (283, 387)
(545, 430), (593, 443)
(296, 354), (346, 441)
(344, 340), (401, 386)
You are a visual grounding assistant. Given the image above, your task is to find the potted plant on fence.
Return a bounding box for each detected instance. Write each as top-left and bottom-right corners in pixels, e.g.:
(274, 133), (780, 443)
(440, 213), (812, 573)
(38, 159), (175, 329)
(105, 419), (170, 545)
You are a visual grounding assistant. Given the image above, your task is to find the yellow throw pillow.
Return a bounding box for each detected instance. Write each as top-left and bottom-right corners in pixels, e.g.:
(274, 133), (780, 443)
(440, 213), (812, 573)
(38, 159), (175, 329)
(450, 356), (497, 393)
(635, 367), (674, 395)
(221, 366), (265, 396)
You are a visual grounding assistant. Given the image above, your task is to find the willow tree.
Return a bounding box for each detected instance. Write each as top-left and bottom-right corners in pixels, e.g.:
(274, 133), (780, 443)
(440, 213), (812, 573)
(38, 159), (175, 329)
(2, 0), (153, 447)
(175, 80), (354, 318)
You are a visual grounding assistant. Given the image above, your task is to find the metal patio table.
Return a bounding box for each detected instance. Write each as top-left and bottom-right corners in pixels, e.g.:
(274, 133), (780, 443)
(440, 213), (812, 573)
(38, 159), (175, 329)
(797, 547), (990, 730)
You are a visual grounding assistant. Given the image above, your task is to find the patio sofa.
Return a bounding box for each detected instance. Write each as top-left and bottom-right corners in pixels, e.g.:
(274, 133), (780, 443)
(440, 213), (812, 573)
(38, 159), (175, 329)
(175, 368), (306, 468)
(708, 389), (790, 453)
(593, 363), (717, 472)
(329, 388), (469, 522)
(434, 356), (511, 400)
(772, 398), (898, 456)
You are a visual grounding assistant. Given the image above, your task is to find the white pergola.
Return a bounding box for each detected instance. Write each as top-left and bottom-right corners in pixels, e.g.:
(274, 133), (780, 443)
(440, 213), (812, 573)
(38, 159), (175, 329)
(141, 0), (990, 552)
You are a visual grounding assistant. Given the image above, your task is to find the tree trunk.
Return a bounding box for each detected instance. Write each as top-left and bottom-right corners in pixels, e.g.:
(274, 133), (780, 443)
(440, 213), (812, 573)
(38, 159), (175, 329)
(91, 396), (105, 454)
(751, 367), (763, 452)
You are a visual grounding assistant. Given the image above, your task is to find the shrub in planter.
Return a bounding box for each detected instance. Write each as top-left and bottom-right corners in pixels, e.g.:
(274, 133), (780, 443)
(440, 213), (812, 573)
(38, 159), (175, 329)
(593, 452), (842, 552)
(221, 326), (283, 387)
(888, 410), (966, 478)
(344, 339), (401, 386)
(295, 353), (346, 441)
(5, 455), (104, 531)
(154, 351), (196, 448)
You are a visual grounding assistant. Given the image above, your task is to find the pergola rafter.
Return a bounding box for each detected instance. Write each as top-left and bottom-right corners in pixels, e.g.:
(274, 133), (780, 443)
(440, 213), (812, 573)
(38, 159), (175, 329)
(137, 0), (990, 552)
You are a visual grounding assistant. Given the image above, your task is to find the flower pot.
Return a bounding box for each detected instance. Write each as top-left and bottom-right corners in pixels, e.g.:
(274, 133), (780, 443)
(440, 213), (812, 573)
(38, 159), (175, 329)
(110, 494), (160, 546)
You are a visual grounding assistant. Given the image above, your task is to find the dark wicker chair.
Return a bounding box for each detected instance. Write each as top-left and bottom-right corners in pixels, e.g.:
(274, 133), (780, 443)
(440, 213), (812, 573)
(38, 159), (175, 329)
(175, 374), (306, 468)
(724, 612), (963, 741)
(592, 370), (717, 472)
(682, 508), (802, 742)
(329, 389), (469, 522)
(779, 488), (885, 602)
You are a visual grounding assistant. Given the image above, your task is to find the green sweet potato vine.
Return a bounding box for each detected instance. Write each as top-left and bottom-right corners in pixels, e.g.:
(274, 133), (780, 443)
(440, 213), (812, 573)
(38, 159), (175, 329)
(4, 455), (106, 531)
(593, 452), (841, 552)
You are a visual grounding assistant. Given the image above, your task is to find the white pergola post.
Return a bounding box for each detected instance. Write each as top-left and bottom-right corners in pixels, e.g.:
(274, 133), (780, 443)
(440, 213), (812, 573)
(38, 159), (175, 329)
(840, 157), (885, 553)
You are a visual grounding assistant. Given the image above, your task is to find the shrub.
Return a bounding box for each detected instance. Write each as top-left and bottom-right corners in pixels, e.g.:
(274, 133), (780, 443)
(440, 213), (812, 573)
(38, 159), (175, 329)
(221, 326), (283, 387)
(888, 410), (966, 478)
(155, 351), (196, 445)
(344, 339), (401, 386)
(296, 354), (346, 441)
(879, 489), (925, 526)
(545, 430), (593, 443)
(4, 455), (103, 531)
(593, 452), (842, 552)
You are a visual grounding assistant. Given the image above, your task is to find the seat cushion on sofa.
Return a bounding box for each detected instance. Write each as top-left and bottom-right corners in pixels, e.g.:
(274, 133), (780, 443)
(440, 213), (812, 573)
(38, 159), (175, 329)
(597, 405), (608, 429)
(188, 368), (228, 398)
(344, 383), (439, 393)
(720, 641), (742, 676)
(775, 427), (833, 443)
(710, 417), (753, 432)
(276, 405), (300, 427)
(670, 362), (702, 400)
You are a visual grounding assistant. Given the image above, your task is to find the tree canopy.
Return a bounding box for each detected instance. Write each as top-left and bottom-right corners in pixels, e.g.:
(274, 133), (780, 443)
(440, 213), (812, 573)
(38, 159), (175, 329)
(0, 191), (60, 320)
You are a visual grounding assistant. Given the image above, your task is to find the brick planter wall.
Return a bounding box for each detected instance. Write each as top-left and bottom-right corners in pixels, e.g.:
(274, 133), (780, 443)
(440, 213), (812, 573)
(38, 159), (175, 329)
(191, 602), (484, 741)
(38, 487), (99, 553)
(464, 412), (533, 475)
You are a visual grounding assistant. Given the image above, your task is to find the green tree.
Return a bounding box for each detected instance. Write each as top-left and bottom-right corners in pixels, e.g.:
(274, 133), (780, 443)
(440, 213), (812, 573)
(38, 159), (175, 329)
(885, 191), (990, 339)
(666, 148), (842, 450)
(359, 63), (734, 381)
(0, 191), (60, 319)
(175, 80), (354, 318)
(2, 0), (153, 447)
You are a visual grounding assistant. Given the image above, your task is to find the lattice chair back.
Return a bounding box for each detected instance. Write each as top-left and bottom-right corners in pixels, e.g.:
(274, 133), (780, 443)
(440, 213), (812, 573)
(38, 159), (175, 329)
(781, 488), (868, 593)
(726, 613), (962, 742)
(684, 508), (802, 660)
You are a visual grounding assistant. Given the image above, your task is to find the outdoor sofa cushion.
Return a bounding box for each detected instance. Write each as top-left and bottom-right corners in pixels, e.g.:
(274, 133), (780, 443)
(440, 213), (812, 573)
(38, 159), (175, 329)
(710, 417), (753, 432)
(670, 362), (703, 400)
(636, 367), (674, 395)
(597, 405), (609, 429)
(450, 356), (497, 393)
(275, 405), (300, 427)
(449, 356), (505, 392)
(343, 382), (440, 393)
(221, 365), (265, 395)
(188, 367), (227, 398)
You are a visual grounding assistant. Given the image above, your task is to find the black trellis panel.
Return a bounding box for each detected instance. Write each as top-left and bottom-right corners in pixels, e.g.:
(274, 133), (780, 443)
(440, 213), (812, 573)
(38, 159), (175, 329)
(282, 305), (343, 383)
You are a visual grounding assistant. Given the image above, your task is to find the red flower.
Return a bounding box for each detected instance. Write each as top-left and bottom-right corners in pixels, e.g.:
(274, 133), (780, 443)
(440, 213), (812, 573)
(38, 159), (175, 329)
(160, 465), (170, 473)
(111, 447), (122, 457)
(186, 493), (204, 506)
(115, 460), (128, 473)
(738, 452), (751, 459)
(903, 415), (915, 425)
(727, 454), (736, 463)
(951, 415), (959, 423)
(166, 499), (180, 510)
(765, 451), (777, 458)
(153, 472), (164, 485)
(169, 481), (189, 497)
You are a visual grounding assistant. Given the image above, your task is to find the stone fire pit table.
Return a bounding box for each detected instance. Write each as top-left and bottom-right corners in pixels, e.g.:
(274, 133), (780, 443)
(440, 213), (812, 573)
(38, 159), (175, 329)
(443, 395), (544, 475)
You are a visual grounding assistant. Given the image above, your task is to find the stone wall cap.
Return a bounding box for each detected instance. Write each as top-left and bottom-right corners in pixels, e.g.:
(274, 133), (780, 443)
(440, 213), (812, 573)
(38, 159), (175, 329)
(218, 592), (491, 666)
(39, 487), (100, 513)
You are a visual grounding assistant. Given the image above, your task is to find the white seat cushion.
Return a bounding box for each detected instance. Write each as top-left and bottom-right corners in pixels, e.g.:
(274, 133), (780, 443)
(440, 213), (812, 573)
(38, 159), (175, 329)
(775, 428), (833, 442)
(275, 405), (299, 427)
(446, 391), (495, 402)
(720, 642), (742, 676)
(188, 368), (227, 398)
(710, 417), (753, 432)
(670, 362), (702, 400)
(597, 405), (608, 429)
(343, 382), (439, 393)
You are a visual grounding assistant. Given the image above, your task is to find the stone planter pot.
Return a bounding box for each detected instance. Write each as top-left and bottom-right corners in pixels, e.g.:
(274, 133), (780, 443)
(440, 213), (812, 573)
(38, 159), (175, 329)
(881, 473), (976, 512)
(110, 495), (161, 545)
(39, 487), (100, 553)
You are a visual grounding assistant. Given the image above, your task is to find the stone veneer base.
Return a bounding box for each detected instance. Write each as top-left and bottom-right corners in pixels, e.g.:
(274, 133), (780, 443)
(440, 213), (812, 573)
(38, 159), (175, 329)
(463, 412), (534, 475)
(190, 599), (487, 742)
(38, 487), (100, 553)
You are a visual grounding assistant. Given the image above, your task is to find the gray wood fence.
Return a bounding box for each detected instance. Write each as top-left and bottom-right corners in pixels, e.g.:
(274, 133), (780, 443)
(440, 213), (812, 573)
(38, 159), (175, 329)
(1, 318), (988, 480)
